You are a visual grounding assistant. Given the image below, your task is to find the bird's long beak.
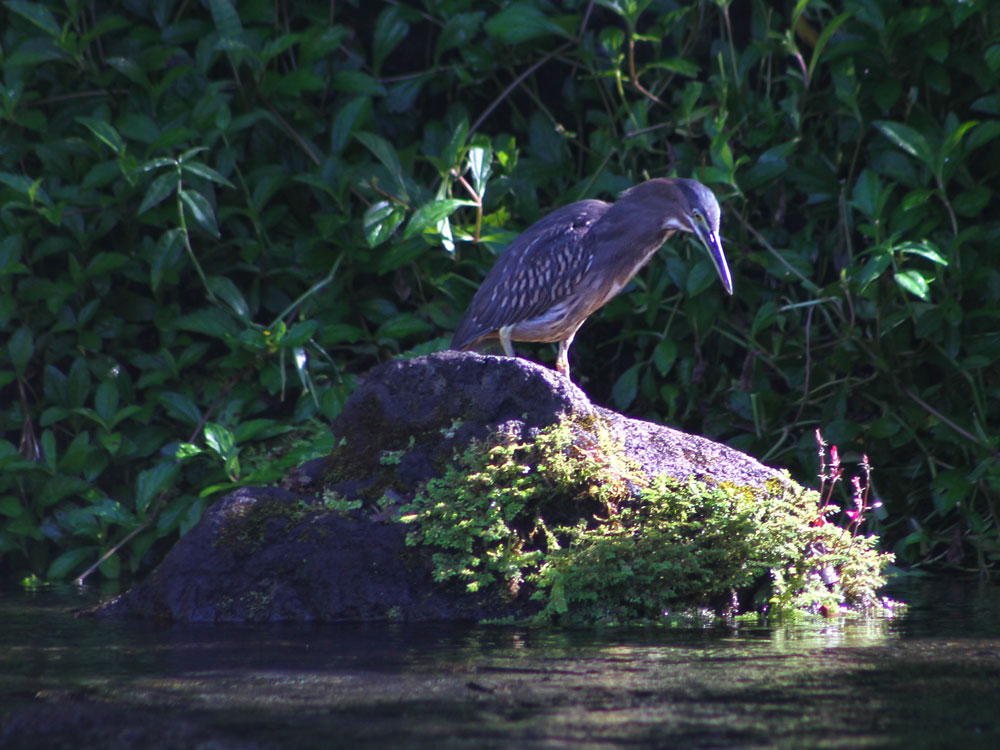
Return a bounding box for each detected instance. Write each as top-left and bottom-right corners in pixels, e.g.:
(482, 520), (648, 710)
(692, 224), (734, 295)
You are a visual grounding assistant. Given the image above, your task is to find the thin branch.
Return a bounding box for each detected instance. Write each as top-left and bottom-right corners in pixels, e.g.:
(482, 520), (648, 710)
(904, 388), (993, 450)
(470, 42), (572, 136)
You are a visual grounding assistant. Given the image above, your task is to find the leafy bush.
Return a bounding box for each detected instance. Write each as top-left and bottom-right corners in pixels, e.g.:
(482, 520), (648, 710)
(1, 0), (998, 584)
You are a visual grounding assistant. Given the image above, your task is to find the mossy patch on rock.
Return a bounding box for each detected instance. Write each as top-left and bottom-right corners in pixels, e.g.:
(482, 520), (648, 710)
(398, 414), (893, 625)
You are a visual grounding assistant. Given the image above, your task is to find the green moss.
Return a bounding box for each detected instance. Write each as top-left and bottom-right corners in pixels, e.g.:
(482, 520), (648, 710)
(323, 408), (465, 506)
(214, 497), (314, 556)
(399, 415), (894, 625)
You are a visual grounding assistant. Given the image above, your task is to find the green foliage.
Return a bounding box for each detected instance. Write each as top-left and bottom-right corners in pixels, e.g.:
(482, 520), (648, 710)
(401, 418), (892, 625)
(1, 0), (998, 584)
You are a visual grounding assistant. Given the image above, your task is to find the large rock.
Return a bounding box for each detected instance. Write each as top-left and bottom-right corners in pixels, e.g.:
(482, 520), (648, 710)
(95, 351), (798, 623)
(322, 350), (782, 495)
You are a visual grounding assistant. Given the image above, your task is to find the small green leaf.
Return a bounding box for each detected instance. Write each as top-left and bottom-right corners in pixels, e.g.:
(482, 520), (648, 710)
(985, 44), (1000, 73)
(98, 552), (121, 579)
(330, 96), (370, 153)
(204, 422), (236, 459)
(851, 169), (881, 219)
(97, 431), (122, 455)
(806, 11), (853, 82)
(485, 3), (566, 44)
(151, 228), (185, 292)
(931, 469), (970, 514)
(178, 146), (208, 164)
(376, 313), (432, 340)
(332, 71), (386, 96)
(894, 269), (930, 299)
(435, 12), (484, 59)
(85, 252), (130, 278)
(686, 258), (719, 296)
(403, 198), (475, 239)
(611, 363), (641, 411)
(0, 496), (23, 517)
(94, 381), (119, 423)
(8, 325), (33, 376)
(854, 250), (892, 292)
(172, 307), (241, 339)
(467, 144), (492, 195)
(157, 496), (195, 533)
(648, 57), (700, 76)
(158, 392), (202, 425)
(356, 132), (407, 199)
(363, 200), (406, 247)
(284, 320), (319, 347)
(0, 172), (42, 200)
(179, 188), (220, 237)
(937, 120), (978, 178)
(47, 548), (96, 580)
(67, 359), (91, 408)
(373, 5), (409, 73)
(376, 238), (426, 274)
(206, 276), (249, 319)
(967, 121), (1000, 151)
(897, 240), (948, 266)
(442, 119), (470, 170)
(75, 116), (125, 154)
(39, 474), (91, 507)
(901, 188), (934, 211)
(181, 161), (235, 188)
(652, 339), (677, 376)
(873, 120), (934, 167)
(106, 56), (150, 88)
(173, 443), (205, 460)
(952, 186), (991, 217)
(5, 0), (61, 36)
(180, 498), (206, 535)
(208, 0), (243, 38)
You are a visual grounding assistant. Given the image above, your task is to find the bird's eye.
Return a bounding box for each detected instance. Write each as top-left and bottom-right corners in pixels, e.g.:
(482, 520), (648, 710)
(691, 208), (705, 224)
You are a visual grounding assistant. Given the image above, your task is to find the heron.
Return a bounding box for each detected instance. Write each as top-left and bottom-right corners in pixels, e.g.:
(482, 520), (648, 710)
(451, 178), (733, 378)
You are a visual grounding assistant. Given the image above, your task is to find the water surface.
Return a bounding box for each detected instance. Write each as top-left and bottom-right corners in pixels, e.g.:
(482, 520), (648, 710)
(2, 577), (999, 748)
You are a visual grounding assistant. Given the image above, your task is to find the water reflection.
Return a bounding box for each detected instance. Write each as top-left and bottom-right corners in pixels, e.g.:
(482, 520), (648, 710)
(2, 577), (1000, 749)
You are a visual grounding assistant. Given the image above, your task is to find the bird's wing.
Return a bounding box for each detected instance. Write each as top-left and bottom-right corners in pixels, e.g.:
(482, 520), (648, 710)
(452, 200), (609, 349)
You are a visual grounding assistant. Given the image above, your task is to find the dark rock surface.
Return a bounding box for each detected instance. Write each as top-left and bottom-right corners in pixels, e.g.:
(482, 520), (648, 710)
(94, 351), (785, 623)
(95, 485), (510, 622)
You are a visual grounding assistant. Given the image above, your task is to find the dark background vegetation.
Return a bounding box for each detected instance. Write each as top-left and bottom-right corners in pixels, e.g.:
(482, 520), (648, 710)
(1, 0), (997, 586)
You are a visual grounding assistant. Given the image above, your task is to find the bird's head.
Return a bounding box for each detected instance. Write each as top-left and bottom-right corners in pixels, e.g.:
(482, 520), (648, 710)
(620, 178), (734, 296)
(669, 179), (734, 296)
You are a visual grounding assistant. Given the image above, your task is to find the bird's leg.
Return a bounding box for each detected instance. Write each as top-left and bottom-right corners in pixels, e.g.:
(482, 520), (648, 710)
(498, 325), (516, 357)
(555, 332), (577, 378)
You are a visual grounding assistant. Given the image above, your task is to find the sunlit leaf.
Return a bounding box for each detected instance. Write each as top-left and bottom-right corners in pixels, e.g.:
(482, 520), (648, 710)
(873, 120), (934, 167)
(363, 200), (406, 247)
(894, 269), (930, 299)
(897, 241), (948, 266)
(403, 198), (475, 239)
